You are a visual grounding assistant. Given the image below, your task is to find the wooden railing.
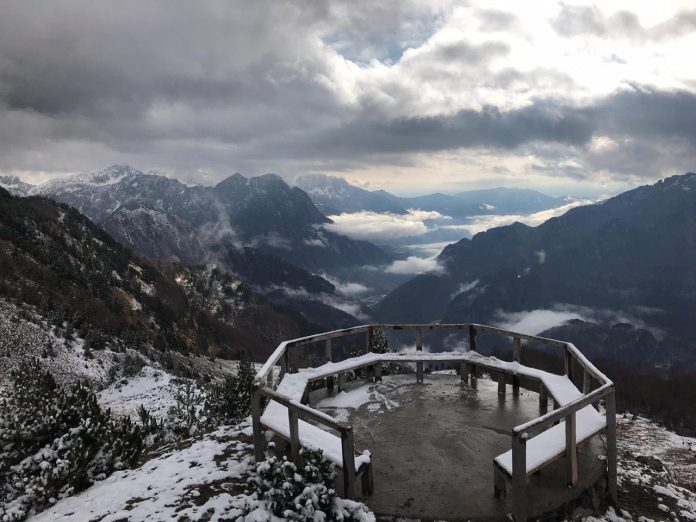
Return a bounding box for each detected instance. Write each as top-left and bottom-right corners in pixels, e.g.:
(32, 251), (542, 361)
(252, 323), (617, 520)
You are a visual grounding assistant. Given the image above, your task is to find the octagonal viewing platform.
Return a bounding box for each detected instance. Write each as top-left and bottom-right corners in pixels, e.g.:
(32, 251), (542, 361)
(251, 324), (617, 521)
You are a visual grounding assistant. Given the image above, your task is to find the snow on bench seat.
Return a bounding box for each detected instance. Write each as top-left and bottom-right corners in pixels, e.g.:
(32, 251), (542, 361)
(493, 365), (605, 476)
(260, 372), (370, 471)
(494, 405), (606, 475)
(260, 401), (370, 471)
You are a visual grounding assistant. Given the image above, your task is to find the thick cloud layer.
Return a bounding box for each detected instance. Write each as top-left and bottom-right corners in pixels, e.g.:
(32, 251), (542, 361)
(1, 1), (695, 192)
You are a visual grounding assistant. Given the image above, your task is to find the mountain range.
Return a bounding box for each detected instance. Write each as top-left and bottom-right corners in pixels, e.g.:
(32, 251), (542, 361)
(0, 186), (309, 360)
(376, 172), (696, 370)
(19, 166), (391, 327)
(295, 173), (567, 217)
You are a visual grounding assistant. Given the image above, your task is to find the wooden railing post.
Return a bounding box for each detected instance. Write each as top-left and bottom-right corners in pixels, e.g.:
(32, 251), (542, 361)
(266, 367), (274, 388)
(512, 337), (521, 396)
(467, 325), (477, 385)
(513, 336), (521, 362)
(280, 348), (289, 379)
(341, 427), (357, 499)
(325, 338), (333, 362)
(366, 326), (374, 354)
(288, 406), (302, 465)
(606, 388), (618, 505)
(252, 386), (265, 462)
(512, 431), (527, 521)
(583, 370), (591, 394)
(460, 361), (469, 384)
(565, 411), (578, 486)
(416, 327), (423, 383)
(326, 339), (334, 391)
(539, 383), (548, 414)
(497, 371), (506, 396)
(565, 345), (574, 382)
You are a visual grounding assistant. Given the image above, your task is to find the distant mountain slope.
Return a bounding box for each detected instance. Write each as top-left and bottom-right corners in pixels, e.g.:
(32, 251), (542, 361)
(0, 187), (308, 360)
(35, 166), (393, 273)
(295, 173), (566, 217)
(0, 175), (34, 196)
(295, 174), (406, 215)
(376, 172), (696, 356)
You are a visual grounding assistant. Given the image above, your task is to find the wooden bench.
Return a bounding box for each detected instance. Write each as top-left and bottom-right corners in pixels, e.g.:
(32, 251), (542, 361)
(259, 373), (374, 498)
(492, 375), (606, 500)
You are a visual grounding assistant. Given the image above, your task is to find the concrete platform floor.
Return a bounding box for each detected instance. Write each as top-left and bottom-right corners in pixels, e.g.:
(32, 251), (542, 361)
(311, 373), (606, 521)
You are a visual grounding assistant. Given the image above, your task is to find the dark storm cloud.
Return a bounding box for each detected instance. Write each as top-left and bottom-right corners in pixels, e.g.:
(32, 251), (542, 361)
(298, 100), (595, 156)
(262, 88), (696, 163)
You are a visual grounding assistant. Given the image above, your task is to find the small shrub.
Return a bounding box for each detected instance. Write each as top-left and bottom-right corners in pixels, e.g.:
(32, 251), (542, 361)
(248, 446), (335, 520)
(0, 360), (143, 521)
(247, 446), (373, 521)
(204, 358), (255, 425)
(122, 352), (146, 377)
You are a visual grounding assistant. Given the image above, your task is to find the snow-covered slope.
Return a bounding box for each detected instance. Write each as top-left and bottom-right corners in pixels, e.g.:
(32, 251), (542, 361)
(0, 175), (34, 196)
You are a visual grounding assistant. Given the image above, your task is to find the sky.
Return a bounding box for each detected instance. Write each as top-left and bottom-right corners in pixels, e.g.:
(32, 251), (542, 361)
(1, 0), (695, 196)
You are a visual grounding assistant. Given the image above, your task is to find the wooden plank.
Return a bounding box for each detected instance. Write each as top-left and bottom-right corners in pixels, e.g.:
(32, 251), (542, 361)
(258, 387), (349, 433)
(498, 372), (506, 396)
(606, 388), (618, 505)
(288, 407), (301, 464)
(460, 361), (469, 384)
(468, 324), (477, 352)
(494, 463), (507, 499)
(416, 328), (423, 383)
(513, 337), (521, 362)
(583, 370), (591, 394)
(565, 411), (578, 487)
(564, 348), (573, 380)
(512, 433), (527, 521)
(539, 384), (548, 415)
(326, 338), (333, 363)
(252, 388), (265, 462)
(341, 429), (357, 499)
(513, 337), (522, 396)
(514, 384), (612, 438)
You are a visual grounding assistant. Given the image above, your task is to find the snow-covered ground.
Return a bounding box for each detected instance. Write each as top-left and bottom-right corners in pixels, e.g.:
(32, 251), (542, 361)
(28, 421), (374, 522)
(0, 299), (116, 391)
(31, 425), (254, 522)
(98, 366), (180, 419)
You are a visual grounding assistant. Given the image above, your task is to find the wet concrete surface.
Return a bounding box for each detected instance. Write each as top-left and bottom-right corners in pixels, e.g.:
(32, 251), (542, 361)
(312, 373), (605, 520)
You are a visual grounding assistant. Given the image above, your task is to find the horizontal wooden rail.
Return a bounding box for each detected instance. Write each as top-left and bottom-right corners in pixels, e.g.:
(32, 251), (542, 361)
(254, 323), (613, 388)
(514, 383), (613, 437)
(257, 386), (351, 434)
